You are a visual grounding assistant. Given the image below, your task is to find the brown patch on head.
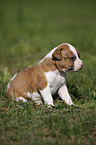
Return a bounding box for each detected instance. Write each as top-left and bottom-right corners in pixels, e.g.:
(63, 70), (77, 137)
(52, 44), (69, 60)
(52, 44), (76, 71)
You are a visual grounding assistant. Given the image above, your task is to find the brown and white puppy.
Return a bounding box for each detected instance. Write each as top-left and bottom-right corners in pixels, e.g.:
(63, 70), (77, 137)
(6, 43), (83, 107)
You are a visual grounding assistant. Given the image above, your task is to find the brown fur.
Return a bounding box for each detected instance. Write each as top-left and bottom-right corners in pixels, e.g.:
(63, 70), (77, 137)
(52, 44), (71, 60)
(7, 66), (47, 99)
(40, 58), (57, 72)
(52, 44), (75, 71)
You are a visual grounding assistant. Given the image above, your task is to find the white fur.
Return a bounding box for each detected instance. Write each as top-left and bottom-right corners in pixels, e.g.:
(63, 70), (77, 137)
(15, 97), (27, 102)
(45, 70), (66, 95)
(58, 84), (74, 106)
(74, 58), (83, 71)
(68, 44), (79, 57)
(39, 85), (55, 107)
(15, 92), (42, 104)
(27, 92), (42, 104)
(7, 73), (17, 90)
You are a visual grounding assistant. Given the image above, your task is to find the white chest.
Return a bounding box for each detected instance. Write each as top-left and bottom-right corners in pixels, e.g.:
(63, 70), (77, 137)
(45, 70), (66, 94)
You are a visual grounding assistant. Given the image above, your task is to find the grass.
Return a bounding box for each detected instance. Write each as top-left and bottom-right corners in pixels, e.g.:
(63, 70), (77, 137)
(0, 0), (96, 144)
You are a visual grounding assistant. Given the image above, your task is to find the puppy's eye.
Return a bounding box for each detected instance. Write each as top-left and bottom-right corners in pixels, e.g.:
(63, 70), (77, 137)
(69, 56), (76, 61)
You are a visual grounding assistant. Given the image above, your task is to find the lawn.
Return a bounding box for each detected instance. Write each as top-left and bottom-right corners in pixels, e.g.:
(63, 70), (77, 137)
(0, 0), (96, 145)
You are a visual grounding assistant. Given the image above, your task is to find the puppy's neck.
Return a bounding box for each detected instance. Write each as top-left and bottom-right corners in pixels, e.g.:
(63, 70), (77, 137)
(39, 57), (66, 73)
(39, 57), (57, 72)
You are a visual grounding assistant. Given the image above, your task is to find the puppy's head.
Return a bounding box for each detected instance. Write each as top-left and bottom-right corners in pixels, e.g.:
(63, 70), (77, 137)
(52, 43), (83, 72)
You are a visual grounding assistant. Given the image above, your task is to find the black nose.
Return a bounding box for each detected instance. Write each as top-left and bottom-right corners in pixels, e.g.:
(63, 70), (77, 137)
(81, 63), (83, 69)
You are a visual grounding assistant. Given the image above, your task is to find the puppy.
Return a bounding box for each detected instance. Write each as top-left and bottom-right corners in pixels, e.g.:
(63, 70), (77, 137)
(6, 43), (83, 107)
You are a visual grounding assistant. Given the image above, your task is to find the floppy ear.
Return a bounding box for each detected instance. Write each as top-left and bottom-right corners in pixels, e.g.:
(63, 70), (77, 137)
(52, 48), (63, 60)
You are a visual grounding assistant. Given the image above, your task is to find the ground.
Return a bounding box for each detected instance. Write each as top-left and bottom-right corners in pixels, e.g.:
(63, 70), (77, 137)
(0, 0), (96, 145)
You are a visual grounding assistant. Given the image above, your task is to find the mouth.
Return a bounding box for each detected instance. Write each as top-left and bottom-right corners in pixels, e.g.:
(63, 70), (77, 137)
(67, 67), (74, 72)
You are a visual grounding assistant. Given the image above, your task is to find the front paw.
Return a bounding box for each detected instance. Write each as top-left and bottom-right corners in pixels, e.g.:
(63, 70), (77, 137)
(65, 101), (75, 106)
(69, 102), (75, 106)
(47, 104), (55, 108)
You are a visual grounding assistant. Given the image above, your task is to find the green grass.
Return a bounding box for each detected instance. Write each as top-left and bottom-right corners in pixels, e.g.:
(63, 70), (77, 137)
(0, 0), (96, 144)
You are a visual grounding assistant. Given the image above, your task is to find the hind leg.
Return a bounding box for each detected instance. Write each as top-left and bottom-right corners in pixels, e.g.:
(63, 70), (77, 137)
(27, 92), (42, 105)
(15, 97), (27, 102)
(7, 88), (28, 102)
